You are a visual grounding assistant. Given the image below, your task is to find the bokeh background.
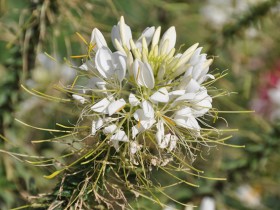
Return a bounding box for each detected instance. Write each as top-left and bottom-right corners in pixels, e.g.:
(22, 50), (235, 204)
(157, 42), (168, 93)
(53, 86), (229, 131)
(0, 0), (280, 209)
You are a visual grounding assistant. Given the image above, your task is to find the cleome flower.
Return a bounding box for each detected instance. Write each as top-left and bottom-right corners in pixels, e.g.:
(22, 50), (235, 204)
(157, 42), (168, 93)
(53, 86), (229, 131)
(72, 16), (214, 160)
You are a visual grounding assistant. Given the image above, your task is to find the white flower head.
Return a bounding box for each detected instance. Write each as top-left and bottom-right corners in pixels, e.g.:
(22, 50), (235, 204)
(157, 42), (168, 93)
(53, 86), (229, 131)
(72, 16), (216, 162)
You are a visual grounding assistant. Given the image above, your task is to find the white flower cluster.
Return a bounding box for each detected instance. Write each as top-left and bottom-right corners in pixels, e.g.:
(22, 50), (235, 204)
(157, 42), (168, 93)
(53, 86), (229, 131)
(73, 17), (214, 155)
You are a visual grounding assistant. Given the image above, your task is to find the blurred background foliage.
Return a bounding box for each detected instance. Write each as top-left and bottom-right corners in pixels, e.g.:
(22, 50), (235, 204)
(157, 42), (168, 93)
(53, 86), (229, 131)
(0, 0), (280, 209)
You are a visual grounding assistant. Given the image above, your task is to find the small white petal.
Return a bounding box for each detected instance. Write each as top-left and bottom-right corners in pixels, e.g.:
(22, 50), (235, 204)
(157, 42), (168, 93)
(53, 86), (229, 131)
(176, 43), (199, 67)
(169, 135), (178, 151)
(151, 27), (161, 49)
(90, 28), (107, 50)
(157, 64), (165, 81)
(132, 126), (140, 139)
(91, 118), (104, 135)
(141, 101), (154, 119)
(111, 16), (132, 50)
(79, 63), (88, 71)
(130, 141), (141, 154)
(127, 52), (134, 76)
(129, 93), (140, 106)
(174, 116), (200, 131)
(159, 134), (171, 149)
(130, 39), (141, 59)
(185, 79), (201, 93)
(132, 119), (156, 138)
(111, 130), (129, 142)
(140, 119), (156, 130)
(150, 87), (169, 103)
(91, 98), (110, 113)
(112, 51), (127, 81)
(111, 140), (120, 151)
(169, 90), (186, 100)
(174, 93), (196, 103)
(156, 120), (164, 145)
(95, 47), (114, 78)
(107, 99), (126, 116)
(189, 47), (203, 65)
(103, 124), (117, 134)
(132, 60), (144, 86)
(175, 107), (193, 117)
(96, 118), (103, 130)
(91, 121), (97, 135)
(135, 26), (156, 49)
(132, 60), (155, 89)
(159, 26), (176, 54)
(159, 39), (169, 55)
(141, 62), (155, 89)
(113, 38), (126, 54)
(133, 109), (143, 121)
(72, 94), (86, 104)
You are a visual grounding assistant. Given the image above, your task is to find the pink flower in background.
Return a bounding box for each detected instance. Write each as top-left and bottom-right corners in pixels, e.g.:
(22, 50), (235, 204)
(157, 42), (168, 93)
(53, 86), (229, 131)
(252, 61), (280, 121)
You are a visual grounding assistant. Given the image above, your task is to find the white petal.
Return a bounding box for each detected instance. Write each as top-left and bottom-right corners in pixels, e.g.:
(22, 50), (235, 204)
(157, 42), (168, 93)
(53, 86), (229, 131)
(169, 90), (186, 100)
(127, 52), (134, 76)
(133, 109), (144, 121)
(111, 16), (132, 50)
(107, 99), (126, 116)
(91, 98), (110, 113)
(132, 59), (155, 89)
(150, 87), (169, 103)
(91, 121), (97, 135)
(90, 28), (107, 50)
(132, 126), (140, 138)
(156, 120), (164, 145)
(103, 124), (117, 134)
(176, 43), (199, 67)
(160, 134), (171, 149)
(132, 119), (156, 138)
(112, 51), (127, 81)
(141, 62), (155, 89)
(91, 118), (103, 135)
(174, 93), (196, 103)
(169, 135), (178, 151)
(174, 116), (200, 131)
(111, 140), (120, 151)
(96, 118), (104, 130)
(151, 27), (161, 49)
(141, 100), (154, 119)
(79, 63), (88, 71)
(192, 95), (212, 117)
(185, 79), (201, 93)
(159, 26), (176, 54)
(157, 64), (165, 81)
(111, 130), (129, 142)
(189, 47), (203, 65)
(129, 93), (140, 106)
(140, 119), (156, 130)
(72, 94), (86, 104)
(135, 26), (155, 49)
(132, 60), (144, 86)
(95, 47), (114, 78)
(130, 141), (141, 154)
(175, 107), (192, 117)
